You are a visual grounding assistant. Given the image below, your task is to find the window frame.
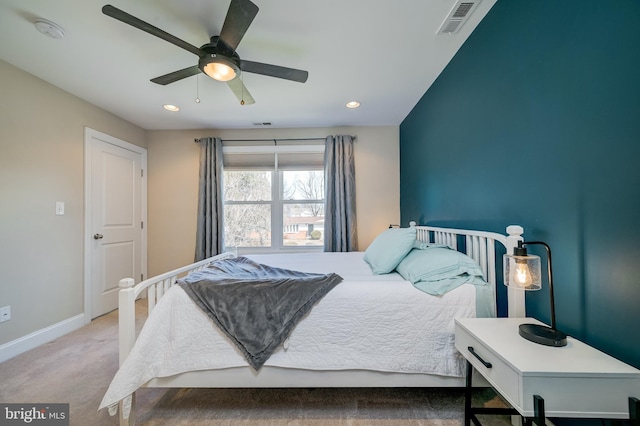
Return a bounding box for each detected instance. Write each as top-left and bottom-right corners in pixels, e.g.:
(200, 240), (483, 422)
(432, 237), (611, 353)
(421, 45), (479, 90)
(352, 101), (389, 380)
(222, 144), (325, 254)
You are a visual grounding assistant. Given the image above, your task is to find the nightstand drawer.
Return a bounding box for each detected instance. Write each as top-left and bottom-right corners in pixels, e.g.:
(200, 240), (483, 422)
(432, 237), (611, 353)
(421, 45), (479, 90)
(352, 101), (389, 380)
(455, 322), (520, 409)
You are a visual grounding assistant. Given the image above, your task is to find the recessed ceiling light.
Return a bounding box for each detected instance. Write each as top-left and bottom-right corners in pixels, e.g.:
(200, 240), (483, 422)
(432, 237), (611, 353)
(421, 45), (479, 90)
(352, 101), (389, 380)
(163, 104), (180, 112)
(34, 19), (65, 39)
(346, 101), (361, 109)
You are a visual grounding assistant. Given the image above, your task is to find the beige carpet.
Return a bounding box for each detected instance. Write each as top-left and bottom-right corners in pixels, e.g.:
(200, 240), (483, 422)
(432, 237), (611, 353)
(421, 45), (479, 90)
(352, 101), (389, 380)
(0, 305), (513, 425)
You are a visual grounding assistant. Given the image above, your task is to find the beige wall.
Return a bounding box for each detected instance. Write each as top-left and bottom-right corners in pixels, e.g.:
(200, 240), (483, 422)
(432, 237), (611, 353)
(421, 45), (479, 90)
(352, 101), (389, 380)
(0, 60), (146, 346)
(146, 127), (400, 276)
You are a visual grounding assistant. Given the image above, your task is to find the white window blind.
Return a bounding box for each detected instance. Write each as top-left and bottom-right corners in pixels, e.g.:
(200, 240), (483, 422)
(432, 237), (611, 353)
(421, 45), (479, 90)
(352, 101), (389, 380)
(223, 144), (325, 171)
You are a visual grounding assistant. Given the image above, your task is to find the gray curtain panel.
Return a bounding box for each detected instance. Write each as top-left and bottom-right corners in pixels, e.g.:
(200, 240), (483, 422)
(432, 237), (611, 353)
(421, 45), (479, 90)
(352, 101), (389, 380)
(324, 135), (358, 252)
(194, 137), (224, 261)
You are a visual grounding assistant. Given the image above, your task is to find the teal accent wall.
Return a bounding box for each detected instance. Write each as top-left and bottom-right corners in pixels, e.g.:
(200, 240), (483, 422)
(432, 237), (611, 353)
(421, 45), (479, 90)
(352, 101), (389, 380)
(400, 0), (640, 370)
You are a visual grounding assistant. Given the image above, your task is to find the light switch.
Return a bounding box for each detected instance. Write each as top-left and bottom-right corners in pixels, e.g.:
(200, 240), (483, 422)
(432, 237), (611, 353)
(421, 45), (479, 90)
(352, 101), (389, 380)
(56, 201), (65, 215)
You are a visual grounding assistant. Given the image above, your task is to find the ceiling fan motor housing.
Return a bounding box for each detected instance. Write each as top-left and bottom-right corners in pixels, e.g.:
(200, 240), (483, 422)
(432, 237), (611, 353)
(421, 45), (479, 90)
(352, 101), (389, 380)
(198, 36), (241, 81)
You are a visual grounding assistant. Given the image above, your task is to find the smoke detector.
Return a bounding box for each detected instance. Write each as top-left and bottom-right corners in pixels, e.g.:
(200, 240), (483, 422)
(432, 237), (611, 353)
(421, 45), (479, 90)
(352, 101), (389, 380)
(35, 19), (65, 39)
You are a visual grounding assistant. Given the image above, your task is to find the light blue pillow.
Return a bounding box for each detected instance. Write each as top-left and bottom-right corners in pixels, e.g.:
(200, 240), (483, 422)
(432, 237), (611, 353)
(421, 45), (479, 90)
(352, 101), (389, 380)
(413, 275), (486, 296)
(396, 246), (487, 295)
(364, 227), (416, 274)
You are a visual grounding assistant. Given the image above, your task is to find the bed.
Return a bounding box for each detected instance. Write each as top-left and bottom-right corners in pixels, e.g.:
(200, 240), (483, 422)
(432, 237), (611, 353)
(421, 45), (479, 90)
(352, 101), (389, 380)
(100, 222), (527, 425)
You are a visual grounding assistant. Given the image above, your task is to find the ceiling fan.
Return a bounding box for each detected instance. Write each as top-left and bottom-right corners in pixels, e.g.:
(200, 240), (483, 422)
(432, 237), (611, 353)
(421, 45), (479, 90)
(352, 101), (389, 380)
(102, 0), (309, 105)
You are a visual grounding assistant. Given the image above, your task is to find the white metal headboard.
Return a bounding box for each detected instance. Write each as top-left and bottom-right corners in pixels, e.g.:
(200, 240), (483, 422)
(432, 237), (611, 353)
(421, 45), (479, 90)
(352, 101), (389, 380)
(413, 222), (525, 318)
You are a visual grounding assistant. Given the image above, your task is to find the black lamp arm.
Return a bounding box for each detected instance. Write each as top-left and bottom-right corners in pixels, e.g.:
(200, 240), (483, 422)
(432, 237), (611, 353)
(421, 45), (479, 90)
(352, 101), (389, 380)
(521, 241), (556, 331)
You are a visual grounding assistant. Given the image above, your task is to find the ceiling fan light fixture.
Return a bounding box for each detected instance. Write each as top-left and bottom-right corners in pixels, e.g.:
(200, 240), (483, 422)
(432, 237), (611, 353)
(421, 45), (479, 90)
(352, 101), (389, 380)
(199, 55), (238, 82)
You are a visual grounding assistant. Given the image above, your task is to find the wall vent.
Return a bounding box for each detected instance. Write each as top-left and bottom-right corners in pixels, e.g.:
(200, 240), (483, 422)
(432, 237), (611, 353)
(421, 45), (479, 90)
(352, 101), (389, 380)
(437, 0), (481, 35)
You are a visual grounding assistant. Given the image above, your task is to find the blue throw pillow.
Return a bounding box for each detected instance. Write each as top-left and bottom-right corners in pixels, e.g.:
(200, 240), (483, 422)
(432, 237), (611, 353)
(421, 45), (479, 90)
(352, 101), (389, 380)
(364, 227), (416, 274)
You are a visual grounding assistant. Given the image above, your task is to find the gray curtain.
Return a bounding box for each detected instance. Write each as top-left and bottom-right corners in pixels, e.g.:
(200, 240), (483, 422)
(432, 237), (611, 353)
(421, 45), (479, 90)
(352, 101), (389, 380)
(194, 137), (224, 261)
(324, 135), (358, 252)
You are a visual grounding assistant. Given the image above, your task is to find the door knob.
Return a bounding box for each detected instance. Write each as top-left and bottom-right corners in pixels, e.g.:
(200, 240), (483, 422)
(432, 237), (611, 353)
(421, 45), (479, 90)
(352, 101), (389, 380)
(93, 233), (104, 240)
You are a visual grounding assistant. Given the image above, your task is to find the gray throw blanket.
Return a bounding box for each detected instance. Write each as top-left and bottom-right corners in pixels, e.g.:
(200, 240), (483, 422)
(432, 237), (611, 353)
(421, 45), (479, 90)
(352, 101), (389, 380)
(178, 256), (343, 370)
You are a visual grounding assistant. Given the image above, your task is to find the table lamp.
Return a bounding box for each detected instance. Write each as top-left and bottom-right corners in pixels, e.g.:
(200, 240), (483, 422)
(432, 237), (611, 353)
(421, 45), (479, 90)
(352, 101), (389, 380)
(504, 240), (567, 347)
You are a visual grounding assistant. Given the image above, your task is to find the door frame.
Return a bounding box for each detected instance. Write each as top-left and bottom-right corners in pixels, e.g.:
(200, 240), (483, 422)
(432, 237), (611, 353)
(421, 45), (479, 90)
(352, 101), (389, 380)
(83, 127), (147, 322)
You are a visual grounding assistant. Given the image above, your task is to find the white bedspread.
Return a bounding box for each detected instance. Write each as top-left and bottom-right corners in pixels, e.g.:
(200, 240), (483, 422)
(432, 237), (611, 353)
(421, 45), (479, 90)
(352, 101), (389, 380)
(99, 252), (476, 411)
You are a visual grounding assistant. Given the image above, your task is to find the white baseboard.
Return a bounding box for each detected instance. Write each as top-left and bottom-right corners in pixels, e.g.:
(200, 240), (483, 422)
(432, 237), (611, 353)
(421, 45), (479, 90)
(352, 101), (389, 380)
(0, 313), (85, 363)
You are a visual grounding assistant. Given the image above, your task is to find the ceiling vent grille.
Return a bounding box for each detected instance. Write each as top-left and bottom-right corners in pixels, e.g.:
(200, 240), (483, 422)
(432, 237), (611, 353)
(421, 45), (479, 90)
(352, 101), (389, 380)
(437, 0), (481, 35)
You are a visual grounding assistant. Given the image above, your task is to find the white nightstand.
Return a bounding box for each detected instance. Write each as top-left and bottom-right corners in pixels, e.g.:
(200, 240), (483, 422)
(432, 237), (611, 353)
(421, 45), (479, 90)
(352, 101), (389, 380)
(455, 317), (640, 426)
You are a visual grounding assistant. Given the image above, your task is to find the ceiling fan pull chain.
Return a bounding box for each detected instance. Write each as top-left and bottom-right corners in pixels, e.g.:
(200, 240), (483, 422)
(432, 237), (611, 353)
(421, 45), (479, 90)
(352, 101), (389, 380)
(240, 73), (245, 105)
(195, 75), (201, 103)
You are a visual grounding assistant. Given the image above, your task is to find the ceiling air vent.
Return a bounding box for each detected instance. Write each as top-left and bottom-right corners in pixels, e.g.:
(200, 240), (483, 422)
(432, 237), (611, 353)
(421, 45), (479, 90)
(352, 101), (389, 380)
(437, 0), (481, 35)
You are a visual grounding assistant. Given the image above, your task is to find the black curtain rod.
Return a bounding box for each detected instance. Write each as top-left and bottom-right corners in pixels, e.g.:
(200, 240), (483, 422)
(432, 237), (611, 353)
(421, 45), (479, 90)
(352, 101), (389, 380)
(193, 137), (326, 143)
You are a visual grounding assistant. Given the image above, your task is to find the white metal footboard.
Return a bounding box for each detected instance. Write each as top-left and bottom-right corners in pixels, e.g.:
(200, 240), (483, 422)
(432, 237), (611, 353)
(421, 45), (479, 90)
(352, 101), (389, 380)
(117, 252), (235, 366)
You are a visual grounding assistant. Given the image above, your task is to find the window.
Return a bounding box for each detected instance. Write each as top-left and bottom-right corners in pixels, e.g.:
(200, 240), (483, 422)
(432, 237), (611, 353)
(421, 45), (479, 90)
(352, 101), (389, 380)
(223, 144), (325, 252)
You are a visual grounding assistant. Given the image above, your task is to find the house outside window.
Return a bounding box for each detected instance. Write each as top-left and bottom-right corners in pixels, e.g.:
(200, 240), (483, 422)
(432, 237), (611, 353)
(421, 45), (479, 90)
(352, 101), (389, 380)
(223, 143), (324, 253)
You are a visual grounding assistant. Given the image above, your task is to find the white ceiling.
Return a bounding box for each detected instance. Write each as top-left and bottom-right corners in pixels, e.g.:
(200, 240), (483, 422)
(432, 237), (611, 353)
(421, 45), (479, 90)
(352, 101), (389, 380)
(0, 0), (496, 130)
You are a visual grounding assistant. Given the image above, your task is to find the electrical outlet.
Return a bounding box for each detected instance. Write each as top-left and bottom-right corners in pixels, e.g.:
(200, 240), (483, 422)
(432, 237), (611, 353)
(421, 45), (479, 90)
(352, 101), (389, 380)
(0, 306), (11, 322)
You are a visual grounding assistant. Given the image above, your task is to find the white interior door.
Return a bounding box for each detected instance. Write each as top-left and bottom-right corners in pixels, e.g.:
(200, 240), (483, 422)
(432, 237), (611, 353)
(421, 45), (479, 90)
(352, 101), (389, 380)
(85, 128), (146, 319)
